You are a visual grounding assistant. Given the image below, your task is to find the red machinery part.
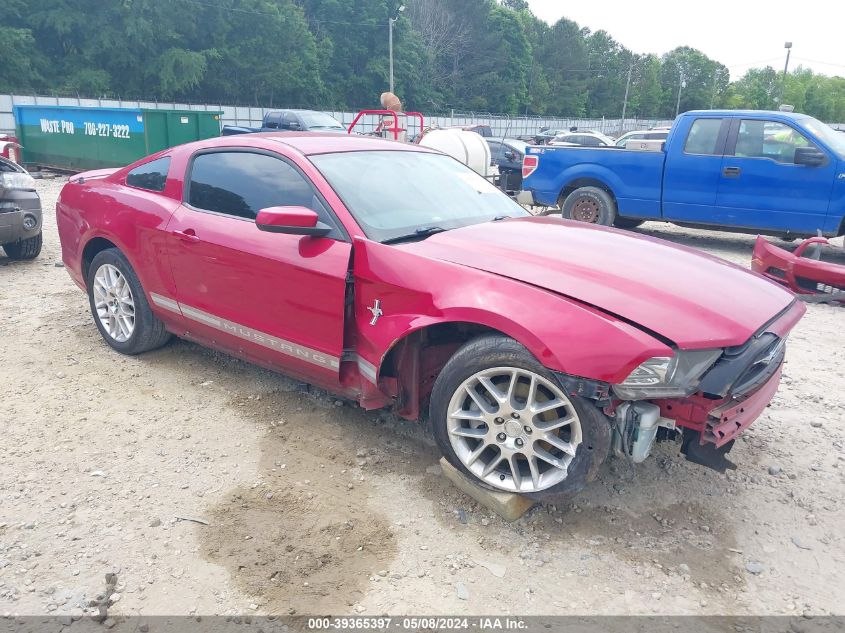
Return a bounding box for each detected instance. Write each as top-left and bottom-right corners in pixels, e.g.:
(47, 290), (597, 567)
(347, 110), (425, 141)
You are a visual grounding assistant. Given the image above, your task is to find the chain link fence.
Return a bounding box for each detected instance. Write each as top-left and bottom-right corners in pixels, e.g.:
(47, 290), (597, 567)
(4, 93), (842, 138)
(1, 93), (676, 138)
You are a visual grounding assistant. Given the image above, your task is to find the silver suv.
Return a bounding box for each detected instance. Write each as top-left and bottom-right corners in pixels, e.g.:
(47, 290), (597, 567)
(0, 156), (42, 260)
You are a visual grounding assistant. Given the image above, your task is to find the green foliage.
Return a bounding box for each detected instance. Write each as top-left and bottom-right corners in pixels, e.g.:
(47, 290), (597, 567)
(3, 0), (843, 121)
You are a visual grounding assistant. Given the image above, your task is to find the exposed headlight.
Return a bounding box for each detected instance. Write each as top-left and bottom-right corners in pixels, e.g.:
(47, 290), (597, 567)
(613, 349), (722, 400)
(0, 171), (36, 191)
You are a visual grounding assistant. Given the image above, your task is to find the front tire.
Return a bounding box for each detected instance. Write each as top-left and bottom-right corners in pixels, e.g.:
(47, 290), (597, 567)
(3, 232), (42, 260)
(561, 186), (616, 226)
(87, 248), (171, 355)
(613, 217), (643, 229)
(430, 335), (611, 500)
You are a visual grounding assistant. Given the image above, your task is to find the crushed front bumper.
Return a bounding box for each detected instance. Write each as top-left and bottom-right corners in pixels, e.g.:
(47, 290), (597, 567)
(752, 235), (845, 300)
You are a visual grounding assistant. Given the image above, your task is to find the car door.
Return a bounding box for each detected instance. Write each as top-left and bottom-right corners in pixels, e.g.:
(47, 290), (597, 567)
(661, 116), (729, 222)
(713, 118), (837, 233)
(164, 149), (351, 387)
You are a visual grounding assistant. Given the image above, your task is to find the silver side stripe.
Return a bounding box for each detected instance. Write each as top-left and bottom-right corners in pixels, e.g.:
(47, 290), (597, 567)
(149, 292), (181, 315)
(149, 292), (340, 370)
(356, 355), (378, 383)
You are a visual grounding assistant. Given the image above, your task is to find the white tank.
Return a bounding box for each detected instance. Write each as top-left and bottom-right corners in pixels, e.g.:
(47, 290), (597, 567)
(418, 130), (492, 178)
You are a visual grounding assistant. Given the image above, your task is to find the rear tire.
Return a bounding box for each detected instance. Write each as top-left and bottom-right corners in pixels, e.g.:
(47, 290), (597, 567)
(430, 335), (611, 501)
(3, 232), (42, 260)
(87, 248), (171, 355)
(561, 186), (616, 226)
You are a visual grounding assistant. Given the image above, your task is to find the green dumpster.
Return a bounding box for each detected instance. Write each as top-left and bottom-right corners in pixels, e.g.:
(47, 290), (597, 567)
(13, 105), (222, 171)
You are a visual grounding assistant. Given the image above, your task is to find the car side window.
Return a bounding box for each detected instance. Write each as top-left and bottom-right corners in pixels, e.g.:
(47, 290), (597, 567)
(264, 112), (282, 129)
(582, 136), (601, 147)
(487, 141), (503, 160)
(126, 157), (171, 192)
(684, 118), (724, 155)
(188, 152), (329, 222)
(281, 112), (299, 130)
(734, 120), (813, 164)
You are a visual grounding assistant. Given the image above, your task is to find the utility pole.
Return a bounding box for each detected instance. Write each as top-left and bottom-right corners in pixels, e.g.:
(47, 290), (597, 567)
(709, 70), (721, 109)
(675, 70), (686, 117)
(388, 5), (406, 94)
(781, 41), (793, 106)
(621, 62), (633, 130)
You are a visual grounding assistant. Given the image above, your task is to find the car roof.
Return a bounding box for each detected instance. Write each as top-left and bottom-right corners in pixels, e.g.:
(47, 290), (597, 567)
(176, 132), (440, 156)
(684, 109), (811, 120)
(266, 109), (328, 115)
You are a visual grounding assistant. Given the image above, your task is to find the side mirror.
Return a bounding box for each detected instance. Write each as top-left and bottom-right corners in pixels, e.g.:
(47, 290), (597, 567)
(504, 151), (516, 161)
(287, 121), (301, 131)
(794, 147), (826, 167)
(255, 206), (331, 237)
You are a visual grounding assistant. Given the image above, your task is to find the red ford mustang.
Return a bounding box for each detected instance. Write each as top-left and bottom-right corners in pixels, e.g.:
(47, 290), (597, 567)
(57, 133), (805, 500)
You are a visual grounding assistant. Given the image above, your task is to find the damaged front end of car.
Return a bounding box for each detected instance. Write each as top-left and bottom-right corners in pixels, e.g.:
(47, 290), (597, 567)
(555, 302), (805, 474)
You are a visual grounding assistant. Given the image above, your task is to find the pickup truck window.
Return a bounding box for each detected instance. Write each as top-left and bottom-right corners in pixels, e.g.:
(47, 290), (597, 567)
(125, 157), (170, 192)
(735, 120), (811, 164)
(188, 151), (325, 221)
(684, 118), (724, 155)
(264, 112), (282, 129)
(799, 117), (845, 159)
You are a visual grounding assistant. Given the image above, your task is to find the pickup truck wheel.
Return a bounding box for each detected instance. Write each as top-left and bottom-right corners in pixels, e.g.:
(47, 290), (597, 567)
(561, 187), (616, 226)
(613, 217), (643, 229)
(430, 335), (611, 500)
(87, 249), (171, 355)
(3, 232), (42, 260)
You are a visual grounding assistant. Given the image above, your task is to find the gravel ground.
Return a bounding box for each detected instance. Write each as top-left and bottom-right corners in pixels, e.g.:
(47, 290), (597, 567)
(1, 177), (844, 618)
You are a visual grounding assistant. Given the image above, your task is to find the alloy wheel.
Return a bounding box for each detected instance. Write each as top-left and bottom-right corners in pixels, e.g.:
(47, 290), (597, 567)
(446, 367), (582, 493)
(92, 264), (136, 343)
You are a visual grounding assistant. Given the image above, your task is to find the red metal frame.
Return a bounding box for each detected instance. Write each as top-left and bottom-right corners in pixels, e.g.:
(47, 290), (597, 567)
(347, 110), (425, 141)
(752, 235), (845, 299)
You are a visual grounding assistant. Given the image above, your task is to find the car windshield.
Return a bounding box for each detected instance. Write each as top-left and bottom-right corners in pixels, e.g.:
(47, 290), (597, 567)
(300, 112), (345, 129)
(311, 150), (528, 243)
(801, 117), (845, 159)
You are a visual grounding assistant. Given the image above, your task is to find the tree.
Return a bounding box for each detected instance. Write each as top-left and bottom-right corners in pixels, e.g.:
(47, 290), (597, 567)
(199, 0), (323, 106)
(584, 30), (631, 117)
(533, 18), (589, 116)
(3, 0), (843, 120)
(659, 47), (728, 117)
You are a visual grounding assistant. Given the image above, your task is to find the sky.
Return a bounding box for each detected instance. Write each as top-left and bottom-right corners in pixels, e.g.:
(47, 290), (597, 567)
(525, 0), (845, 79)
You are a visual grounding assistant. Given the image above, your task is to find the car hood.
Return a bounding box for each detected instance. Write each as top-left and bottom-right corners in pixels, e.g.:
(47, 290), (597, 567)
(398, 217), (795, 348)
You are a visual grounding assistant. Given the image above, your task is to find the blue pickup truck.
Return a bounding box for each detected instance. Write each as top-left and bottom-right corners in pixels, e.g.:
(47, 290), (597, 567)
(221, 109), (345, 136)
(522, 110), (845, 237)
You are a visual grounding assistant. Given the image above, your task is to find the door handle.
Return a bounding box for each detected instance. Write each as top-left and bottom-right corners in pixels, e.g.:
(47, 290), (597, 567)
(722, 166), (742, 178)
(172, 229), (200, 243)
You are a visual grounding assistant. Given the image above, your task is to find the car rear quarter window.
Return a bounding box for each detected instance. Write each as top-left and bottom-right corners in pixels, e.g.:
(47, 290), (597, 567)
(125, 157), (171, 192)
(188, 152), (321, 220)
(684, 118), (724, 155)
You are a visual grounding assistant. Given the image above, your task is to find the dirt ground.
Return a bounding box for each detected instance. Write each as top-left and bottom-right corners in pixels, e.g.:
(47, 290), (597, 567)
(1, 177), (844, 618)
